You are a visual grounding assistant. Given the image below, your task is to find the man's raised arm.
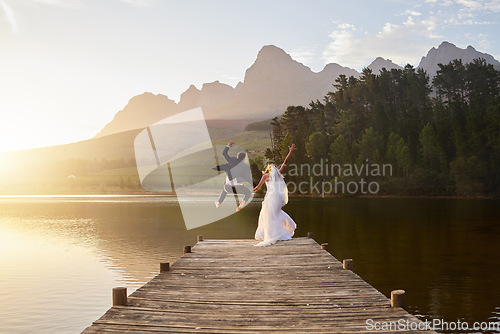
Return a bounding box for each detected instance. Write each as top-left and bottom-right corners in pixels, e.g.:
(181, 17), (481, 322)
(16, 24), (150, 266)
(222, 141), (234, 162)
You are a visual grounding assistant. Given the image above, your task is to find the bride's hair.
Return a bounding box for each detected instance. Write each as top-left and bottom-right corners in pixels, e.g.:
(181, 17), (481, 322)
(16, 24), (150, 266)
(262, 164), (285, 179)
(262, 163), (274, 175)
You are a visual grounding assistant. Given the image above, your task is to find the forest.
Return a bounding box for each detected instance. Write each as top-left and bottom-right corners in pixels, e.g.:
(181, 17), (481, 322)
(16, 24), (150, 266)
(255, 59), (500, 196)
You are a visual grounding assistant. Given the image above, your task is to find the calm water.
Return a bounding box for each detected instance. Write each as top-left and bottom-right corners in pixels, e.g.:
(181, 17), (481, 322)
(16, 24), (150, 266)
(0, 195), (498, 333)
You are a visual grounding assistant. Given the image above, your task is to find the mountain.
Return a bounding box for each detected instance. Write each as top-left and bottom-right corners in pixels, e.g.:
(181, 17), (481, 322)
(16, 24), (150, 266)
(418, 41), (500, 78)
(95, 45), (359, 138)
(83, 42), (500, 139)
(3, 41), (500, 194)
(367, 57), (403, 73)
(178, 81), (235, 112)
(95, 92), (179, 138)
(208, 45), (360, 120)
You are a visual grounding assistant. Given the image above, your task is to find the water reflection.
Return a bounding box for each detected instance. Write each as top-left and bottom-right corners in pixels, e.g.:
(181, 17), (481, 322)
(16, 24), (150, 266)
(0, 196), (498, 333)
(286, 197), (500, 332)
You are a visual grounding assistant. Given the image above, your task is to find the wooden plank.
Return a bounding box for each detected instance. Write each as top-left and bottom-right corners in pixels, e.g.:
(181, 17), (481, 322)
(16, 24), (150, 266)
(82, 238), (436, 333)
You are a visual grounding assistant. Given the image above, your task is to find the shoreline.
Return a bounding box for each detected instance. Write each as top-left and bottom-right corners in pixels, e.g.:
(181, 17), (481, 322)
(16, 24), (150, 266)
(0, 190), (497, 200)
(283, 193), (499, 200)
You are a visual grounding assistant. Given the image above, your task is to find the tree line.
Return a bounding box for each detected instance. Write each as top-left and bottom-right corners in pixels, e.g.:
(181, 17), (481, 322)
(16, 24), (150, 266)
(256, 58), (500, 196)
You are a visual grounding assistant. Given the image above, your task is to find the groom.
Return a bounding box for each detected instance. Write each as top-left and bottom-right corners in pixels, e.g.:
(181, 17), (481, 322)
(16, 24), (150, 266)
(213, 141), (253, 211)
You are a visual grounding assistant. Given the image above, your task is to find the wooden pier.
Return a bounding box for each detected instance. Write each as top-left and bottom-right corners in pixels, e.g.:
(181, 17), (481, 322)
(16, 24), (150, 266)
(82, 237), (436, 333)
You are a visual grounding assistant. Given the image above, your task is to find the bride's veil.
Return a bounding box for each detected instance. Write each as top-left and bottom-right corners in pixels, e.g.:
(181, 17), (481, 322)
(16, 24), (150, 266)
(254, 164), (296, 246)
(269, 165), (288, 206)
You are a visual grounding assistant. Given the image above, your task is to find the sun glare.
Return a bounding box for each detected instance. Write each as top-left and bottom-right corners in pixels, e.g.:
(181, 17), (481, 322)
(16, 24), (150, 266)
(0, 105), (59, 154)
(0, 228), (19, 255)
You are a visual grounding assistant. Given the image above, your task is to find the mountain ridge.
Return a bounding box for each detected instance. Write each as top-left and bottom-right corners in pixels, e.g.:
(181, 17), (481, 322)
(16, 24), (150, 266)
(93, 41), (500, 138)
(367, 57), (403, 73)
(95, 44), (360, 138)
(417, 41), (500, 78)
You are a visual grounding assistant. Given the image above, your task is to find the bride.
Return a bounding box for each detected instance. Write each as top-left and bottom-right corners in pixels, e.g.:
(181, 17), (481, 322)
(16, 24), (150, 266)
(253, 144), (297, 247)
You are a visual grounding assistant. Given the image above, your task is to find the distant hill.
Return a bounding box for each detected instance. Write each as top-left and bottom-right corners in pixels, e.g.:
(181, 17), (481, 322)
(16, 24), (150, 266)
(1, 123), (246, 171)
(244, 119), (273, 132)
(0, 124), (252, 194)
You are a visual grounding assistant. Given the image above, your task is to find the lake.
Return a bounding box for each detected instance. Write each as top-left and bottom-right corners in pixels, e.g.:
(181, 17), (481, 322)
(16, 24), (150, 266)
(0, 195), (499, 333)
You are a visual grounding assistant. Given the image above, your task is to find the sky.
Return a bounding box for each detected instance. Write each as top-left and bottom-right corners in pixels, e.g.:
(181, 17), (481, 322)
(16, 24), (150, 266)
(0, 0), (499, 153)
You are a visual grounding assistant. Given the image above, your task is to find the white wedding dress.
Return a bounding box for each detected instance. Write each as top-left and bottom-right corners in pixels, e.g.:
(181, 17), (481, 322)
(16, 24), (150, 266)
(254, 165), (296, 246)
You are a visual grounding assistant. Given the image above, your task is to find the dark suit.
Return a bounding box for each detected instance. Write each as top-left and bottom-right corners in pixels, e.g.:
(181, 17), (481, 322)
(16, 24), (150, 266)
(213, 145), (252, 204)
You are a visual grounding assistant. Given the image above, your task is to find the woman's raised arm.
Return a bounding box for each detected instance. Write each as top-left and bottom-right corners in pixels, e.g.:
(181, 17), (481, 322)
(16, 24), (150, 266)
(279, 144), (296, 174)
